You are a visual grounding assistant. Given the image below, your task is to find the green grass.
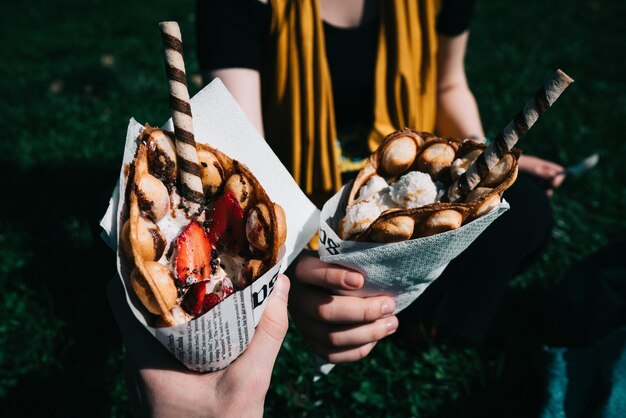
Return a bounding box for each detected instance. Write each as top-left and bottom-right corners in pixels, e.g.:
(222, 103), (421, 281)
(1, 0), (625, 416)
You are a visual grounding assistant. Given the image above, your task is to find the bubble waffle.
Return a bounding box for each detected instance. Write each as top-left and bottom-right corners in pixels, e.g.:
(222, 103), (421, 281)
(120, 126), (287, 326)
(340, 129), (520, 242)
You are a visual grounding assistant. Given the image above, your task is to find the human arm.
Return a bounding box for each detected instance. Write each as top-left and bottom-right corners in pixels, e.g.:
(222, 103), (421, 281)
(196, 0), (268, 135)
(435, 31), (565, 193)
(289, 254), (398, 363)
(204, 68), (265, 136)
(107, 274), (290, 418)
(435, 31), (484, 140)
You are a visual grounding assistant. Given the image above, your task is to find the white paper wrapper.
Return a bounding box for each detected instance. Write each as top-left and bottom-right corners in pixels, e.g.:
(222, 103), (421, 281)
(318, 183), (510, 313)
(100, 79), (319, 372)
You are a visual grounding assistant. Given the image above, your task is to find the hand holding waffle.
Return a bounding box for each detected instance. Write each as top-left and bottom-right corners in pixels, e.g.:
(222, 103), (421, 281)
(108, 274), (290, 417)
(290, 255), (398, 363)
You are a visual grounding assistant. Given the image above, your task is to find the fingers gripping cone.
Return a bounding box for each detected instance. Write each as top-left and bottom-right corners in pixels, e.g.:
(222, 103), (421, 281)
(449, 69), (574, 202)
(160, 21), (204, 214)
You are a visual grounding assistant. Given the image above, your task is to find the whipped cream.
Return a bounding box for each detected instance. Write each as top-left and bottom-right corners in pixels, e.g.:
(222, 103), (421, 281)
(156, 193), (190, 259)
(218, 253), (248, 288)
(357, 175), (389, 201)
(342, 171), (438, 237)
(342, 199), (385, 237)
(389, 171), (437, 209)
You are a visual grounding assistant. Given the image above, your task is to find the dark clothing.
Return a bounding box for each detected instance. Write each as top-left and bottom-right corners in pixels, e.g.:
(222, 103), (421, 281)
(197, 0), (271, 74)
(436, 0), (477, 36)
(536, 239), (626, 417)
(196, 0), (476, 131)
(197, 0), (549, 346)
(398, 173), (555, 344)
(536, 238), (626, 348)
(538, 326), (626, 418)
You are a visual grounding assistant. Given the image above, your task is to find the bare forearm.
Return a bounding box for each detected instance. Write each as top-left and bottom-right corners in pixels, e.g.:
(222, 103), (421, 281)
(204, 68), (265, 136)
(435, 32), (484, 140)
(436, 81), (484, 140)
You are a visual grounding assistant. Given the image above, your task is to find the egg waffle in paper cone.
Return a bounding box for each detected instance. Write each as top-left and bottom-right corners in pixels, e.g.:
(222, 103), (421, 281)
(100, 80), (319, 372)
(126, 130), (285, 326)
(318, 129), (518, 312)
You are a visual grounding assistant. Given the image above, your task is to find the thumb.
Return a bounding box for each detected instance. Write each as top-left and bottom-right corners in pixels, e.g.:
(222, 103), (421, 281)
(235, 274), (290, 379)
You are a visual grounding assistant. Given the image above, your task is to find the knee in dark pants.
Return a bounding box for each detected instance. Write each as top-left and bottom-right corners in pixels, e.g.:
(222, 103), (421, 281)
(441, 172), (553, 276)
(499, 173), (554, 272)
(396, 173), (555, 345)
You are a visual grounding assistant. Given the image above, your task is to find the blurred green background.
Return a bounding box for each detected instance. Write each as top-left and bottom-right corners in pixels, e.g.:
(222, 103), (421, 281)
(1, 0), (625, 416)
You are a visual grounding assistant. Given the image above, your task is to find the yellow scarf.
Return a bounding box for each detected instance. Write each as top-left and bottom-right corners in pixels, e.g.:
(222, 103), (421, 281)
(263, 0), (440, 200)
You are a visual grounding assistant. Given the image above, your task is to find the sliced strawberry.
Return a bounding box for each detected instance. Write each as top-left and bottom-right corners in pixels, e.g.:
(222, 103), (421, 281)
(182, 281), (228, 316)
(207, 191), (247, 255)
(203, 292), (222, 312)
(181, 281), (208, 316)
(174, 221), (213, 287)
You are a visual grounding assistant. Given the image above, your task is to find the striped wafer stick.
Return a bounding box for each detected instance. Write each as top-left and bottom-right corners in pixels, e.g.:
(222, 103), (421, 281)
(448, 69), (574, 202)
(159, 21), (204, 214)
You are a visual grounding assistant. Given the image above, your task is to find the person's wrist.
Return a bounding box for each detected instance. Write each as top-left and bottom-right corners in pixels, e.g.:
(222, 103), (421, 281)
(138, 369), (219, 418)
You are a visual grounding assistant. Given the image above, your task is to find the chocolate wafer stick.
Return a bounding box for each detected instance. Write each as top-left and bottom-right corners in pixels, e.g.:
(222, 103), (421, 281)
(159, 21), (204, 214)
(448, 69), (574, 203)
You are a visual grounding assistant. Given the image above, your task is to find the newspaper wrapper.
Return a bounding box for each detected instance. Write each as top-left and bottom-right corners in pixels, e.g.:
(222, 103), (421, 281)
(100, 79), (319, 372)
(318, 183), (510, 313)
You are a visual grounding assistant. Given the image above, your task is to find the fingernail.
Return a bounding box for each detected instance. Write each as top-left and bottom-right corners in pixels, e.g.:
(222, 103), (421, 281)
(386, 317), (398, 334)
(381, 299), (395, 316)
(273, 275), (289, 302)
(344, 272), (363, 289)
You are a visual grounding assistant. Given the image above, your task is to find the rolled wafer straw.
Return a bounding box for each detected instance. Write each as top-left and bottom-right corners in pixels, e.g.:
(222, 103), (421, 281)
(159, 21), (204, 214)
(448, 69), (574, 202)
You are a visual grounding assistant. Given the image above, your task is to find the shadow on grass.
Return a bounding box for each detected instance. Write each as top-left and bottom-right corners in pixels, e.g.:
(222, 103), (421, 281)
(1, 162), (129, 417)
